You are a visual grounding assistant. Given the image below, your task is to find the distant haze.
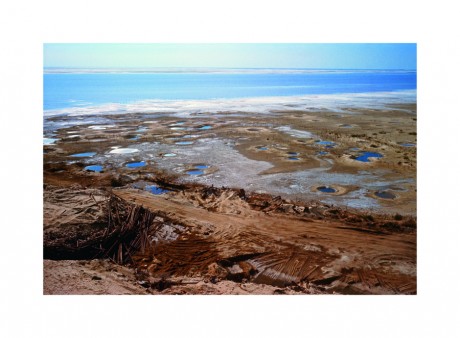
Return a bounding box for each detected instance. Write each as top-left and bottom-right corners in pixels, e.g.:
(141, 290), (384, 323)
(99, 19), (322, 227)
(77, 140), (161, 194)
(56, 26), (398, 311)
(44, 43), (416, 70)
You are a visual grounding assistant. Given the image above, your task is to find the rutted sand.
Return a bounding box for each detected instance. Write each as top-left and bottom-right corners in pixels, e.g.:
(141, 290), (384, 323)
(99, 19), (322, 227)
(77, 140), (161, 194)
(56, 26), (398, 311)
(43, 185), (416, 295)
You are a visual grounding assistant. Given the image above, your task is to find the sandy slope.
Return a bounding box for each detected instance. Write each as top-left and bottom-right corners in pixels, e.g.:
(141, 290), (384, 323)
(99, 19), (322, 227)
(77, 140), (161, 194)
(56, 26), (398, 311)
(115, 188), (416, 294)
(43, 259), (149, 295)
(43, 186), (416, 295)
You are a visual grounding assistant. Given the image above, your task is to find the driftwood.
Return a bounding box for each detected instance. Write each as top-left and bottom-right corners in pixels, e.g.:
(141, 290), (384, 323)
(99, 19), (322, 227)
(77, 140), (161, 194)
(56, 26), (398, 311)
(44, 194), (156, 263)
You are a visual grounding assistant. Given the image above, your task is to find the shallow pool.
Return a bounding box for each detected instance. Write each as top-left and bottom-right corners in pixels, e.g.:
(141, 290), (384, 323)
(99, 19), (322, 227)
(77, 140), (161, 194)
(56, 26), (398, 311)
(317, 186), (336, 193)
(84, 165), (103, 172)
(125, 161), (146, 168)
(187, 169), (204, 175)
(354, 152), (383, 162)
(375, 191), (396, 199)
(194, 164), (210, 169)
(198, 125), (212, 130)
(70, 152), (96, 157)
(146, 185), (170, 195)
(176, 141), (194, 145)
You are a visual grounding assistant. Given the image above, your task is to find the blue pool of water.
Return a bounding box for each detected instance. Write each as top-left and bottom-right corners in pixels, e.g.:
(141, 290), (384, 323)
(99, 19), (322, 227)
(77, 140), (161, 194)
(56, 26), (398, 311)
(198, 125), (212, 130)
(317, 186), (336, 193)
(399, 143), (416, 147)
(288, 156), (299, 161)
(194, 165), (209, 169)
(146, 185), (170, 195)
(375, 191), (396, 199)
(85, 165), (103, 172)
(287, 152), (299, 155)
(176, 141), (194, 145)
(317, 151), (328, 156)
(71, 152), (96, 157)
(354, 152), (383, 162)
(257, 146), (268, 150)
(125, 161), (146, 168)
(187, 169), (204, 175)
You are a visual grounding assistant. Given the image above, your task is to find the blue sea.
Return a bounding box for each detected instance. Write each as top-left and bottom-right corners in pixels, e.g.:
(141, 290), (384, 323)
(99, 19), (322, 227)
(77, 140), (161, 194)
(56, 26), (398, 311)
(44, 69), (416, 113)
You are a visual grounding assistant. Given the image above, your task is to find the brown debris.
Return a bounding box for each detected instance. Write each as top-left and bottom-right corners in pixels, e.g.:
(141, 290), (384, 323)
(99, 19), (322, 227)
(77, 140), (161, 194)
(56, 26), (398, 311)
(44, 188), (157, 264)
(43, 183), (416, 295)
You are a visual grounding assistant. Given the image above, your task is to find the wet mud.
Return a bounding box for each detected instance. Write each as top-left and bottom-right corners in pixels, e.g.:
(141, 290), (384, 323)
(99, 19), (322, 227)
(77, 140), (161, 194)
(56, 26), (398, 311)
(43, 104), (416, 294)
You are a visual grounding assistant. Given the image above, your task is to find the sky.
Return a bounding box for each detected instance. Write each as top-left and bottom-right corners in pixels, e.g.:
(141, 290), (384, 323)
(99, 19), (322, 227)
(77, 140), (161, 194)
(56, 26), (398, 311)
(43, 43), (416, 70)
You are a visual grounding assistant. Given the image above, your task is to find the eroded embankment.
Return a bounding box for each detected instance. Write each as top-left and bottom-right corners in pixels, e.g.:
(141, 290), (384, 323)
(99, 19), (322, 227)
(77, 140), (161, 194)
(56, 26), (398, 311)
(44, 183), (416, 295)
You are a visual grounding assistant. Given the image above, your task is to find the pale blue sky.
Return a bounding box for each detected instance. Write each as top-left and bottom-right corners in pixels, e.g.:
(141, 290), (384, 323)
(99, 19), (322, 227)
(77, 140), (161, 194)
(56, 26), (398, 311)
(44, 43), (416, 69)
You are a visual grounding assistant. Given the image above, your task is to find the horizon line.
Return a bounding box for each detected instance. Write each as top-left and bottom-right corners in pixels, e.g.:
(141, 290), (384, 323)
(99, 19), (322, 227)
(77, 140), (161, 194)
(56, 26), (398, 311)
(44, 67), (417, 74)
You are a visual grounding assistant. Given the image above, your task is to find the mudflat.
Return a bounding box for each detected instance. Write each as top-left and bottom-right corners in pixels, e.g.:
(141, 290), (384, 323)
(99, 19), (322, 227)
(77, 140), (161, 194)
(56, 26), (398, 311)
(43, 103), (416, 294)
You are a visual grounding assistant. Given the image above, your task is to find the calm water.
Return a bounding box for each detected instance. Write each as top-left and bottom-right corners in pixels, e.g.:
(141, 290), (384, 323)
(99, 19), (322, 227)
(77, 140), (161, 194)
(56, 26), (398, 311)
(354, 152), (383, 162)
(317, 186), (337, 193)
(84, 165), (103, 172)
(70, 152), (96, 157)
(125, 161), (146, 168)
(194, 165), (210, 169)
(145, 185), (170, 195)
(187, 170), (204, 175)
(44, 70), (416, 110)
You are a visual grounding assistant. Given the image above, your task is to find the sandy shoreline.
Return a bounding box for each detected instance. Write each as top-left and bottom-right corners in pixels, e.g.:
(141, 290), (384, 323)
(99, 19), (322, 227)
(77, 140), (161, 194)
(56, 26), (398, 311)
(43, 102), (416, 294)
(44, 90), (416, 118)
